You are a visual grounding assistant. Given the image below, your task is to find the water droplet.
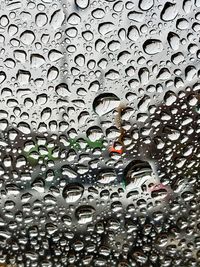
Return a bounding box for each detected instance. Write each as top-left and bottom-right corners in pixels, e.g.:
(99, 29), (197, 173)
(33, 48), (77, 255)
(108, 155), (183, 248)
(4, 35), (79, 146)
(50, 9), (65, 29)
(75, 0), (90, 9)
(139, 0), (154, 11)
(143, 39), (163, 55)
(20, 30), (35, 45)
(63, 183), (84, 203)
(93, 93), (120, 116)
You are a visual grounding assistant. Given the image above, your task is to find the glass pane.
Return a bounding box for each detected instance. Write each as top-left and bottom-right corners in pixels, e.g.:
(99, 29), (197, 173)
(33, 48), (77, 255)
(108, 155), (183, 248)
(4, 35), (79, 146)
(0, 0), (200, 266)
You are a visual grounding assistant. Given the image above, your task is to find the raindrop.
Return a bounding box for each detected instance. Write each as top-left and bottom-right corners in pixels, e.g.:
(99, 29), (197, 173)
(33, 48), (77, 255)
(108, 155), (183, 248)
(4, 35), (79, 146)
(63, 183), (84, 203)
(161, 2), (178, 21)
(139, 0), (154, 11)
(0, 71), (6, 84)
(93, 93), (120, 116)
(67, 13), (81, 25)
(97, 169), (117, 184)
(127, 26), (140, 41)
(76, 206), (95, 224)
(47, 66), (59, 81)
(48, 50), (63, 62)
(20, 30), (35, 45)
(35, 13), (48, 27)
(55, 83), (70, 97)
(75, 0), (90, 9)
(50, 9), (65, 29)
(31, 54), (45, 68)
(98, 22), (115, 35)
(143, 39), (163, 55)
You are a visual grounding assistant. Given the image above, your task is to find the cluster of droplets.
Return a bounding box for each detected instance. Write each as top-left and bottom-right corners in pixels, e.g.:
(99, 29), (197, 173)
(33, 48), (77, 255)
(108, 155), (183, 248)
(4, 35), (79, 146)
(0, 0), (200, 266)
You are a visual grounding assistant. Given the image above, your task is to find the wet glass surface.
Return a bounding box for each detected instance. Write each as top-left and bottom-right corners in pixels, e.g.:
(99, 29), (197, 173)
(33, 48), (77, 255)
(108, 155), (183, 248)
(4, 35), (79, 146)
(0, 0), (200, 266)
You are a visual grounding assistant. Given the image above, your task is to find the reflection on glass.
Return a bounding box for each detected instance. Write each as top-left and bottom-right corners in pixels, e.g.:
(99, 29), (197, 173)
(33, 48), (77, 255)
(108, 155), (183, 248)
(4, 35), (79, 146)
(0, 0), (199, 266)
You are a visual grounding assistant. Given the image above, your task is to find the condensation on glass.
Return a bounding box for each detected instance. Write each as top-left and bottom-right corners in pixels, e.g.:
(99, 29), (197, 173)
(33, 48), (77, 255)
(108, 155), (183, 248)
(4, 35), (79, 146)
(0, 0), (200, 266)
